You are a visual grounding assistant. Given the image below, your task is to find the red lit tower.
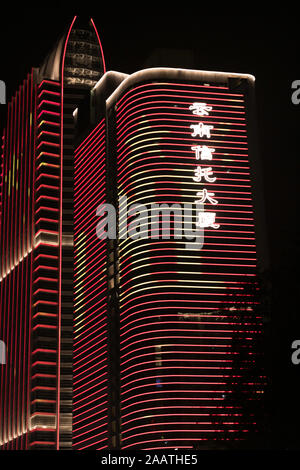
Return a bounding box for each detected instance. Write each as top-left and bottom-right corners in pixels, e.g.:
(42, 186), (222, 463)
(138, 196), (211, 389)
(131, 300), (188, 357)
(74, 67), (268, 449)
(0, 16), (106, 450)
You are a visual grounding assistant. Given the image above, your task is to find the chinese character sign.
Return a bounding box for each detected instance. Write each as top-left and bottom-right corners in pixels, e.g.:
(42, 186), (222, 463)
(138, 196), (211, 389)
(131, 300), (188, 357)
(189, 102), (220, 232)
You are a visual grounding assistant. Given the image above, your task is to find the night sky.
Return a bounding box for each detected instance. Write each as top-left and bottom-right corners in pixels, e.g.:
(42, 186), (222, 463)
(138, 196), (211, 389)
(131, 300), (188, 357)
(0, 8), (299, 449)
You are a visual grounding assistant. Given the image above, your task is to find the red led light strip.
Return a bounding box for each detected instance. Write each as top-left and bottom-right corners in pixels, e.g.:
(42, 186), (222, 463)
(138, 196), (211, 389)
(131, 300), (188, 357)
(0, 72), (37, 449)
(29, 78), (61, 449)
(73, 118), (109, 449)
(115, 80), (261, 449)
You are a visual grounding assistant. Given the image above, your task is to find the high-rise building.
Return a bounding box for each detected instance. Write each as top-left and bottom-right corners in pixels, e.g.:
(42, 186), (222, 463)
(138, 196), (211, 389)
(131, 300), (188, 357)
(0, 16), (105, 450)
(1, 17), (269, 451)
(74, 68), (269, 449)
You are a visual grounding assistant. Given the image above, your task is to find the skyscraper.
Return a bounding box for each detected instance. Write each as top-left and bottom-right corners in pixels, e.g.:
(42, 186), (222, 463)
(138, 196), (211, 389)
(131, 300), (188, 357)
(1, 17), (269, 451)
(0, 16), (105, 450)
(74, 67), (268, 449)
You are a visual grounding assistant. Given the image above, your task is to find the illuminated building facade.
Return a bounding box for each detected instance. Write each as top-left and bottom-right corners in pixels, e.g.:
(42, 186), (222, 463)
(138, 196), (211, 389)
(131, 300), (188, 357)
(0, 16), (268, 450)
(0, 16), (105, 449)
(74, 67), (268, 449)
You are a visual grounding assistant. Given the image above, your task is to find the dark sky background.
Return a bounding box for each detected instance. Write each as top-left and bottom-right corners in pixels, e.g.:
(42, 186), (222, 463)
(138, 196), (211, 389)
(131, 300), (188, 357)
(0, 8), (299, 449)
